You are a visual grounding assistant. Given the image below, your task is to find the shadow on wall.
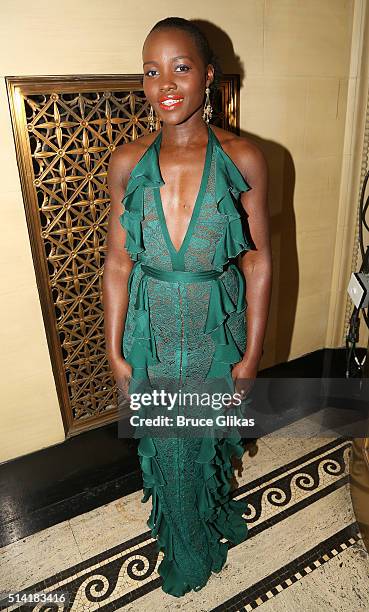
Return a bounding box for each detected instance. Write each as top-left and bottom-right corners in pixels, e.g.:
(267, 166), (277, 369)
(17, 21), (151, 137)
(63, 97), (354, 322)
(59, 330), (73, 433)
(193, 19), (298, 367)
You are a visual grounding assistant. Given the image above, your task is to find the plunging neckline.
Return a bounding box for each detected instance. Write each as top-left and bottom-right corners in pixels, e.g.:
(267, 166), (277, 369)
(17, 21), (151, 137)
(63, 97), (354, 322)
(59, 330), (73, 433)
(153, 125), (213, 260)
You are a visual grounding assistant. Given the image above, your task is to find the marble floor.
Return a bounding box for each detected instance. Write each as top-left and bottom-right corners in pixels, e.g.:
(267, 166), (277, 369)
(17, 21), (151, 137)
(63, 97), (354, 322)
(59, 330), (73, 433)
(0, 412), (368, 611)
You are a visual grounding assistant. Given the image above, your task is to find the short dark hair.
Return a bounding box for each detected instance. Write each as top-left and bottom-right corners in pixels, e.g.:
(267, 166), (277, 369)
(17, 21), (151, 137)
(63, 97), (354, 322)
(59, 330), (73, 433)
(147, 16), (223, 97)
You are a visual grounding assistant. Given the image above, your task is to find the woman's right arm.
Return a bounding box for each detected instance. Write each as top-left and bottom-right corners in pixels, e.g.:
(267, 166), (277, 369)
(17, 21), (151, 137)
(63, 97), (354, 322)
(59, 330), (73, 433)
(103, 145), (135, 397)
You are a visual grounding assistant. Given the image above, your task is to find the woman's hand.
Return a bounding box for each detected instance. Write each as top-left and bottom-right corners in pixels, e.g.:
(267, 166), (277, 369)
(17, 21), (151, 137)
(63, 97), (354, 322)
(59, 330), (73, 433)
(230, 358), (258, 403)
(110, 356), (133, 402)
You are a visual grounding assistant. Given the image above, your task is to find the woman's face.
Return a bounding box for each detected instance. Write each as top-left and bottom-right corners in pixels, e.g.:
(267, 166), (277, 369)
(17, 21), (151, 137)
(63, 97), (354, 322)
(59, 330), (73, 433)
(142, 28), (214, 126)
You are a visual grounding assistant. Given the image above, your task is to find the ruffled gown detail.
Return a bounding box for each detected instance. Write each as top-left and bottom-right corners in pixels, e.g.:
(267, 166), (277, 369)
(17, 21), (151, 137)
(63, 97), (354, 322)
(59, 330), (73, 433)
(121, 125), (253, 597)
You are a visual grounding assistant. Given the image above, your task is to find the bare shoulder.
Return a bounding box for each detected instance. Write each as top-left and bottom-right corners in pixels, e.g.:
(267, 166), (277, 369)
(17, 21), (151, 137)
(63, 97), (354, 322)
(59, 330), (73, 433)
(108, 130), (161, 186)
(210, 125), (267, 180)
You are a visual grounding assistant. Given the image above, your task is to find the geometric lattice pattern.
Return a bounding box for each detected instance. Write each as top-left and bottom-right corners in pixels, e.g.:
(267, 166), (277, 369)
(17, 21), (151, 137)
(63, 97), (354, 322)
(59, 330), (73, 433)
(6, 75), (240, 436)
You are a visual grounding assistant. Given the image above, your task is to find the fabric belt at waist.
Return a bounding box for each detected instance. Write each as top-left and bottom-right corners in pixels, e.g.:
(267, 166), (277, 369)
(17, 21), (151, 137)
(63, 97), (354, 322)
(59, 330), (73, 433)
(141, 264), (223, 283)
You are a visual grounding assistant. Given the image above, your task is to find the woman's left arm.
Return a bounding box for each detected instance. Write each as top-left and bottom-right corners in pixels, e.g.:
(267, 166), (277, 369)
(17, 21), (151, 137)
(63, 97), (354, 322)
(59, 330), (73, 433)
(233, 139), (272, 386)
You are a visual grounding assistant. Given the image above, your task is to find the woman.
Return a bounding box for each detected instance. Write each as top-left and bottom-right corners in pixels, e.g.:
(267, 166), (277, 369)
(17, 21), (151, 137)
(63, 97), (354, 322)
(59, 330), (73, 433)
(104, 17), (271, 598)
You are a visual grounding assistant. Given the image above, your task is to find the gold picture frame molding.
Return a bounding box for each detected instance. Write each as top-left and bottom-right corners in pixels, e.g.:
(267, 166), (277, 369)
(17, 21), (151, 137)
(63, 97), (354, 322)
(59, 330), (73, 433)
(6, 74), (241, 437)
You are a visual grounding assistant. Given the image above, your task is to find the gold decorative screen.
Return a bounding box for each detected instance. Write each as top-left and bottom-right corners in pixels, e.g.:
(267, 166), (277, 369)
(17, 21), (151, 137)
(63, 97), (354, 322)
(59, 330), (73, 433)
(6, 75), (240, 437)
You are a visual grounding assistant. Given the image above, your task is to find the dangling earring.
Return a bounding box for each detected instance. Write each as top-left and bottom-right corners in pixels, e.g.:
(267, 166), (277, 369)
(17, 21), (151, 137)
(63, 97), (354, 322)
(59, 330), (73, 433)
(148, 104), (156, 132)
(202, 86), (213, 124)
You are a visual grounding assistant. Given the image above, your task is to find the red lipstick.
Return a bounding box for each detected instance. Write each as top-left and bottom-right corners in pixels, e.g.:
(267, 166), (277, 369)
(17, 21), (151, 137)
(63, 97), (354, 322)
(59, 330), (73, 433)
(158, 95), (184, 111)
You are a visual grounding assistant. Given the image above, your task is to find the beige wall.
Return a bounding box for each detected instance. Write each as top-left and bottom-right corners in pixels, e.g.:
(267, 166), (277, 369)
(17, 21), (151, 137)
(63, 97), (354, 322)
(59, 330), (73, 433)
(0, 0), (362, 462)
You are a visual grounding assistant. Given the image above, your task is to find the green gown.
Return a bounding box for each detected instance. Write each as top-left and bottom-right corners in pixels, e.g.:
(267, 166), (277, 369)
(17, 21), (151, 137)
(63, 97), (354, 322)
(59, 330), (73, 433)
(121, 124), (253, 597)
